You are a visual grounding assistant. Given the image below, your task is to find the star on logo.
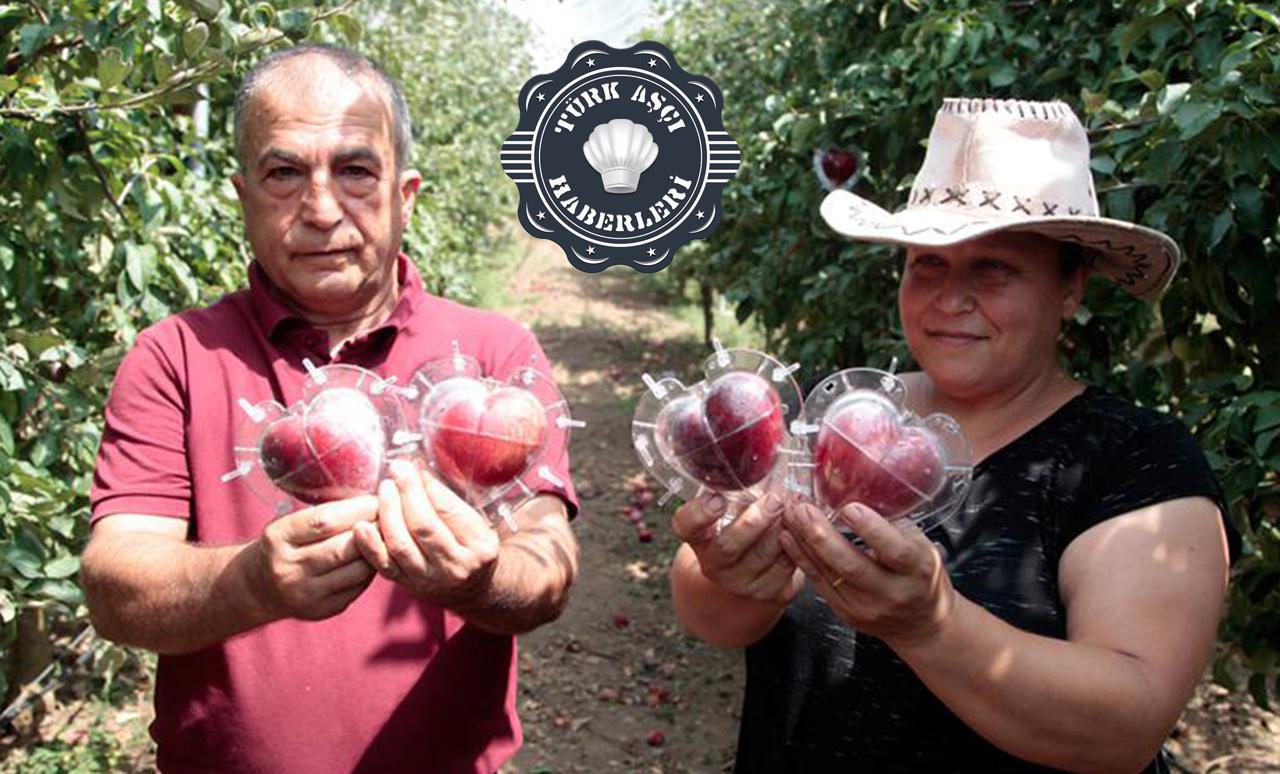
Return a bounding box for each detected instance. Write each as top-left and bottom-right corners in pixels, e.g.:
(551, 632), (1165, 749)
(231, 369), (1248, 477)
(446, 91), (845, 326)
(647, 248), (657, 257)
(647, 58), (657, 68)
(695, 210), (706, 219)
(536, 211), (546, 220)
(586, 246), (596, 255)
(586, 58), (596, 67)
(536, 92), (545, 102)
(695, 93), (705, 103)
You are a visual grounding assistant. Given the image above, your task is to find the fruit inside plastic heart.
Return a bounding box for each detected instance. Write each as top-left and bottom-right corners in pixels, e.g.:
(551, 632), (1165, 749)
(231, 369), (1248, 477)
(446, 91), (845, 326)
(259, 387), (386, 505)
(420, 377), (550, 503)
(812, 389), (948, 518)
(654, 371), (785, 491)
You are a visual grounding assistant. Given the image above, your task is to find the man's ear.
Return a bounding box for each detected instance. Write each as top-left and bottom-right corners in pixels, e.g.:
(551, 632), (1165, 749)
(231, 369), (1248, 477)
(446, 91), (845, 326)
(231, 172), (248, 208)
(398, 169), (422, 226)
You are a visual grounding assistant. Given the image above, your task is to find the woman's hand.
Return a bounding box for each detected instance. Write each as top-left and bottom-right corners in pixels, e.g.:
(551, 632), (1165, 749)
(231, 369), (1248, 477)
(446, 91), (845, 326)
(672, 491), (804, 606)
(780, 499), (955, 647)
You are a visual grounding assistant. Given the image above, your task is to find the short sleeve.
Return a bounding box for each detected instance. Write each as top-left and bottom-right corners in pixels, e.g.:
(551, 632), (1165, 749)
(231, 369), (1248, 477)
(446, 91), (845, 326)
(90, 325), (192, 524)
(1068, 418), (1240, 562)
(489, 320), (580, 520)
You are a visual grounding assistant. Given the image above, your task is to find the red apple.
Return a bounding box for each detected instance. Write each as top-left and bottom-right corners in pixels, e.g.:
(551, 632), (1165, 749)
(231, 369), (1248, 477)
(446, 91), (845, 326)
(813, 391), (945, 518)
(422, 377), (548, 501)
(657, 371), (783, 491)
(260, 387), (385, 504)
(814, 145), (859, 191)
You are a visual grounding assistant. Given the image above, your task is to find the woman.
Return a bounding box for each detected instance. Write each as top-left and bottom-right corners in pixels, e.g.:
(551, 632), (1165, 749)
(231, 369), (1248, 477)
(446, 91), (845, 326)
(669, 98), (1238, 774)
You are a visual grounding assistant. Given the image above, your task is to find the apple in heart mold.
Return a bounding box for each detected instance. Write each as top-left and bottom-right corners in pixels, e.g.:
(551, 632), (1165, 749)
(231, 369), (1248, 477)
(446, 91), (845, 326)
(813, 390), (945, 518)
(814, 145), (859, 190)
(423, 378), (549, 498)
(658, 371), (784, 491)
(260, 387), (386, 505)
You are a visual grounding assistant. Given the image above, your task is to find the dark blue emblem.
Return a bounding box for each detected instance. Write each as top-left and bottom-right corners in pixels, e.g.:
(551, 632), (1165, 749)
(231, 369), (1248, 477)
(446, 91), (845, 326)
(503, 41), (740, 273)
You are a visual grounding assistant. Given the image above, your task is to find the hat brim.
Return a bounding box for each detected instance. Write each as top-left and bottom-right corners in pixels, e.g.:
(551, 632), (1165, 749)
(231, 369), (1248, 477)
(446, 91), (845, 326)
(820, 190), (1180, 302)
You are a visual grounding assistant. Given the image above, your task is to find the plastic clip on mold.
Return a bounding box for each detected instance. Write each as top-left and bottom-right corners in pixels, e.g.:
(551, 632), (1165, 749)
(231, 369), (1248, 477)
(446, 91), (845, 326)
(238, 398), (266, 424)
(642, 373), (667, 400)
(713, 338), (730, 368)
(302, 358), (326, 384)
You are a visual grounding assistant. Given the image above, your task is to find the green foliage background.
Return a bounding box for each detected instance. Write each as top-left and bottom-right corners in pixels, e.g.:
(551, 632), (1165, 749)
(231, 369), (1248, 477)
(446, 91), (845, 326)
(658, 0), (1280, 705)
(0, 0), (526, 707)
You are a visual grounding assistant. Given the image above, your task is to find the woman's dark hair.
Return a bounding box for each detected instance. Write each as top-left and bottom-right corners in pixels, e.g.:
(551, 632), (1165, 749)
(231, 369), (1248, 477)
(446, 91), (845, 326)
(1059, 241), (1090, 277)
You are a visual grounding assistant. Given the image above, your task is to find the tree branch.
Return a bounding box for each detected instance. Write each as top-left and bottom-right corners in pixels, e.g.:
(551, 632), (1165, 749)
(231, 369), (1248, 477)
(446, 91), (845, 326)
(0, 0), (358, 121)
(4, 35), (85, 76)
(73, 114), (129, 228)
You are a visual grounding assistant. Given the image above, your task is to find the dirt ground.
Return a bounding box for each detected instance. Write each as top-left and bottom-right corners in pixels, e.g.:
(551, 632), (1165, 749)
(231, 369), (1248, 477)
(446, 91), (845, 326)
(2, 233), (1278, 774)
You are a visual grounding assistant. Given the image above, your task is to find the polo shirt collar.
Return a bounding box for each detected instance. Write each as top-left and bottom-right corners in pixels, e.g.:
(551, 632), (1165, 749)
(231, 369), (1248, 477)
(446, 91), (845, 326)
(247, 253), (426, 342)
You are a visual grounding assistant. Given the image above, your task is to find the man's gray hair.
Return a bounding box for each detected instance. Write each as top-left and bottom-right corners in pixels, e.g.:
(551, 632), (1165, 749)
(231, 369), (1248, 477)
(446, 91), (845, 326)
(233, 43), (413, 170)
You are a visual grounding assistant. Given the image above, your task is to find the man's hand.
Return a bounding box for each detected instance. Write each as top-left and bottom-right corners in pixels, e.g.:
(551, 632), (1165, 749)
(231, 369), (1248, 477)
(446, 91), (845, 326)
(352, 459), (501, 609)
(247, 495), (380, 621)
(673, 491), (804, 606)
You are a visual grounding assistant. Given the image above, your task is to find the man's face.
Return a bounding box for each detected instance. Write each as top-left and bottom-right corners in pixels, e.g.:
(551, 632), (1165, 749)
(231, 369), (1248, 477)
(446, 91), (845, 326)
(232, 59), (420, 319)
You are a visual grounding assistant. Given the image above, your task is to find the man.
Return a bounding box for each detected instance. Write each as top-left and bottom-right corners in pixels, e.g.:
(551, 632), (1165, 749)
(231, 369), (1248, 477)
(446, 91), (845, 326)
(81, 44), (579, 774)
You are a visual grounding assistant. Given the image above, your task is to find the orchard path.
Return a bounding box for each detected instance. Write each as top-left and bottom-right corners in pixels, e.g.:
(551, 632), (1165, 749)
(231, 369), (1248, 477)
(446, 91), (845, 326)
(495, 234), (742, 774)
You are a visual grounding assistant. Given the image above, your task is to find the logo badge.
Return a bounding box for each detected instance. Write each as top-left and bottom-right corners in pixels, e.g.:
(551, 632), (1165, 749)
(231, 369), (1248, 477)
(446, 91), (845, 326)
(503, 41), (740, 273)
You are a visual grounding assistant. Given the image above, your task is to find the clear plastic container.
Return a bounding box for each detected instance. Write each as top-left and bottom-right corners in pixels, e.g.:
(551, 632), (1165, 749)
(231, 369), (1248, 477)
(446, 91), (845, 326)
(790, 368), (973, 533)
(632, 341), (804, 511)
(405, 344), (581, 528)
(223, 362), (415, 514)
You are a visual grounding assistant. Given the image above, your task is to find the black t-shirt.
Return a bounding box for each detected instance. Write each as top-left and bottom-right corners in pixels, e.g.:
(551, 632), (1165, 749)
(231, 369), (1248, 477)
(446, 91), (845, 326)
(735, 386), (1239, 774)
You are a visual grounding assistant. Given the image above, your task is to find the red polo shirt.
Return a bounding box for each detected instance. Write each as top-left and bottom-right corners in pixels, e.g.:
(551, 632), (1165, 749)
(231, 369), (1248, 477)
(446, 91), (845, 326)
(91, 254), (577, 774)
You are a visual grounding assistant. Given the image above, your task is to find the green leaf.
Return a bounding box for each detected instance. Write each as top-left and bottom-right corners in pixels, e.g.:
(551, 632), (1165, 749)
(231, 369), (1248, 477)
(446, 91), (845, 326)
(989, 63), (1017, 88)
(17, 23), (50, 60)
(1156, 82), (1191, 115)
(97, 47), (131, 91)
(0, 75), (16, 96)
(1137, 69), (1165, 91)
(43, 554), (79, 579)
(331, 12), (361, 45)
(1209, 209), (1233, 250)
(0, 416), (11, 457)
(0, 590), (13, 624)
(175, 0), (222, 22)
(1172, 98), (1222, 141)
(183, 21), (209, 57)
(1254, 406), (1280, 433)
(3, 544), (43, 579)
(125, 242), (157, 292)
(0, 359), (24, 391)
(277, 8), (312, 41)
(30, 578), (81, 606)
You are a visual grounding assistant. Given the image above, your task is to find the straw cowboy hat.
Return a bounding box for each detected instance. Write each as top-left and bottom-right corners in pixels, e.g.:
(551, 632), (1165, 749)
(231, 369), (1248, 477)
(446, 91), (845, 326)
(819, 97), (1180, 301)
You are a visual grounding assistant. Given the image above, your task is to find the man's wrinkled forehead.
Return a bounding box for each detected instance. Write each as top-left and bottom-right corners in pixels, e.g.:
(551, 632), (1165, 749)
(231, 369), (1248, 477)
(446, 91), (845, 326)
(239, 56), (396, 166)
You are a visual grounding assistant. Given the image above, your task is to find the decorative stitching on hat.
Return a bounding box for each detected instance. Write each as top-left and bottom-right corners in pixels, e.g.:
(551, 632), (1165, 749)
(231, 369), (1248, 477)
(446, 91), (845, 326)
(915, 187), (934, 205)
(1042, 202), (1059, 215)
(1013, 196), (1032, 214)
(979, 190), (1001, 210)
(940, 98), (1073, 121)
(940, 187), (969, 205)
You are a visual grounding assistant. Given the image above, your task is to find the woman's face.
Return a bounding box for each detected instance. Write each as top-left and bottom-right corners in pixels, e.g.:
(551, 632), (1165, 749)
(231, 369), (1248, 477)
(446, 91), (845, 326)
(898, 232), (1085, 401)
